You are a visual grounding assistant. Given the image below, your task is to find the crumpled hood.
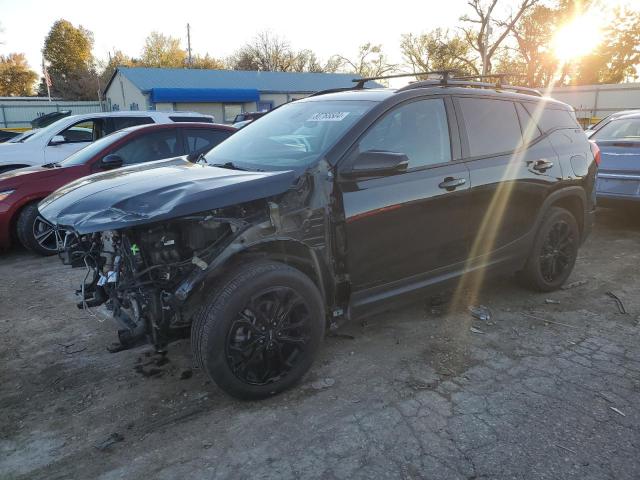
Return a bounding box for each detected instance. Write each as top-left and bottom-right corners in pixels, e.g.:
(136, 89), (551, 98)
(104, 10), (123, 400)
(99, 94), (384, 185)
(39, 157), (297, 234)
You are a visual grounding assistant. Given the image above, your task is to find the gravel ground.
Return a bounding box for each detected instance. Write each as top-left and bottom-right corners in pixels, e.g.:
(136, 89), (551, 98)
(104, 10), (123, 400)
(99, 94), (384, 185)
(1, 208), (639, 480)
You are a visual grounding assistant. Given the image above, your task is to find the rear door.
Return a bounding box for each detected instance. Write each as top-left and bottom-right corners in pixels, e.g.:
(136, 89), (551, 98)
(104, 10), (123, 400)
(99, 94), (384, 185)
(339, 96), (470, 299)
(454, 96), (561, 266)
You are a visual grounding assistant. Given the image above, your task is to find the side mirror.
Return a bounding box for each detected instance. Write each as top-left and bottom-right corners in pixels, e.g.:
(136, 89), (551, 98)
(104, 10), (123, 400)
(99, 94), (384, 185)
(345, 150), (409, 178)
(49, 135), (66, 145)
(100, 154), (123, 170)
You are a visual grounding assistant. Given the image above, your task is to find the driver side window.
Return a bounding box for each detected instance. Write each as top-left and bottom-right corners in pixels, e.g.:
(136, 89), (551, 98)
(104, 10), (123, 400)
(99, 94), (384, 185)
(358, 98), (451, 169)
(57, 119), (104, 143)
(111, 129), (180, 165)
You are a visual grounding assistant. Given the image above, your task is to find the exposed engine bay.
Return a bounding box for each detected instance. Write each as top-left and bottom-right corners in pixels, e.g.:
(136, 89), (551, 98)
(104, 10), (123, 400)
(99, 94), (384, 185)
(61, 204), (259, 350)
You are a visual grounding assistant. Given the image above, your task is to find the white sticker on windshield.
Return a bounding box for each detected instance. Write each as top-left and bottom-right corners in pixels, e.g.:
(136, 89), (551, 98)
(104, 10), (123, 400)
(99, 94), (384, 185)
(307, 112), (350, 122)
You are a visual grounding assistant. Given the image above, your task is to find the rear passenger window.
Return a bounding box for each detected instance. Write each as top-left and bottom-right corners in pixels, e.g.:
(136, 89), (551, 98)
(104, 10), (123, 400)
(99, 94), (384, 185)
(111, 116), (154, 132)
(358, 98), (451, 169)
(458, 97), (521, 157)
(523, 105), (579, 132)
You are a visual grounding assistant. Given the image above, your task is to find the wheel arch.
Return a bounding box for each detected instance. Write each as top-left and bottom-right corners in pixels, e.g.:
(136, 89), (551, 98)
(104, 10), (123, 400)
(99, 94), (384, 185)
(538, 187), (586, 236)
(182, 237), (335, 323)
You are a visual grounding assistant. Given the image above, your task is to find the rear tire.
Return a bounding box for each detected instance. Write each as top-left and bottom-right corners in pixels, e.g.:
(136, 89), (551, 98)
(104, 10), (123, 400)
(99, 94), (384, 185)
(191, 260), (325, 400)
(16, 202), (60, 256)
(518, 207), (580, 292)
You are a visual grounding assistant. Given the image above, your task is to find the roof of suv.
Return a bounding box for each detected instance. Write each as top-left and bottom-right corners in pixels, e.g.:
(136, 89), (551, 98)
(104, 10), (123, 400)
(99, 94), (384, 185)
(303, 85), (569, 109)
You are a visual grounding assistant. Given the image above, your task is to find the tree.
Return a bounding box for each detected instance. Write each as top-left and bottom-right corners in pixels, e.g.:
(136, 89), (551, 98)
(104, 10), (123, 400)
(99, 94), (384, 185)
(42, 19), (96, 99)
(228, 31), (330, 72)
(140, 32), (186, 68)
(400, 29), (479, 77)
(191, 53), (225, 70)
(43, 19), (93, 75)
(0, 53), (38, 96)
(575, 7), (640, 84)
(460, 0), (540, 75)
(329, 43), (396, 79)
(98, 50), (138, 91)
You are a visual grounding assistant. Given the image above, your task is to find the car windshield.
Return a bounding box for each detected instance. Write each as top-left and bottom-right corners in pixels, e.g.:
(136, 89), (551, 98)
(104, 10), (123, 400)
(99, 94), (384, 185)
(60, 130), (129, 166)
(592, 118), (640, 140)
(8, 116), (75, 143)
(204, 100), (376, 170)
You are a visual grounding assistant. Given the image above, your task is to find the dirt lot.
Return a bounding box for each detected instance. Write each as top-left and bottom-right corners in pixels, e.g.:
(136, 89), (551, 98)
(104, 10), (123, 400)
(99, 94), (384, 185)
(1, 208), (639, 480)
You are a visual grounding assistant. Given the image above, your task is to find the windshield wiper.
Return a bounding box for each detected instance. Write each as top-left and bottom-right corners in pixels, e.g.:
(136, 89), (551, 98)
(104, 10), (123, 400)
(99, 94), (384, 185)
(210, 161), (248, 171)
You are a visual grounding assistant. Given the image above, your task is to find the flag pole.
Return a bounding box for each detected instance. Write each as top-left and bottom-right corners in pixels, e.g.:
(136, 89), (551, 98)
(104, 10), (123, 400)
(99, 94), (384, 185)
(42, 56), (52, 102)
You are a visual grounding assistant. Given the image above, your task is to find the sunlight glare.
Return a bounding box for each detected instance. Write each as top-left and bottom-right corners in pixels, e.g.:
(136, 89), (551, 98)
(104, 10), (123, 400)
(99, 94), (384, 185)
(552, 12), (604, 62)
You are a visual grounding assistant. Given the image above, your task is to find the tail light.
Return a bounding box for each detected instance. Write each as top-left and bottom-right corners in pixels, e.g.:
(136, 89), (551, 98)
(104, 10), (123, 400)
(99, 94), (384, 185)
(589, 141), (601, 166)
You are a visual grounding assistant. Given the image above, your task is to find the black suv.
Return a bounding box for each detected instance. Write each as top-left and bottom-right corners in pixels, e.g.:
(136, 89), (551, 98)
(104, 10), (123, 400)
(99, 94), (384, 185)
(40, 76), (597, 399)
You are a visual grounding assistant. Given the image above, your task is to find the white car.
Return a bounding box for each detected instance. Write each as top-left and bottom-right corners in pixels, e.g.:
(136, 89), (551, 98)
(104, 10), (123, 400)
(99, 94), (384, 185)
(0, 111), (214, 173)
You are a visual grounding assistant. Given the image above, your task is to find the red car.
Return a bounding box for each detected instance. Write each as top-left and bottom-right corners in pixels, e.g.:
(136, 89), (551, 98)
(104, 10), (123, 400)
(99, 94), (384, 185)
(0, 122), (235, 255)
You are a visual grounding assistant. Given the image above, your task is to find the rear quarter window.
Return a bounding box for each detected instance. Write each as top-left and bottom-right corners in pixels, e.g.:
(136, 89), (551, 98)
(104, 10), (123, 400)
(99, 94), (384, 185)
(523, 104), (580, 132)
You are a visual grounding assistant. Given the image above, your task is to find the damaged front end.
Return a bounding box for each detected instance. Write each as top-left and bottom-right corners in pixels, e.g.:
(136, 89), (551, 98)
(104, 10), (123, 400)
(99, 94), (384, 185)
(61, 204), (259, 350)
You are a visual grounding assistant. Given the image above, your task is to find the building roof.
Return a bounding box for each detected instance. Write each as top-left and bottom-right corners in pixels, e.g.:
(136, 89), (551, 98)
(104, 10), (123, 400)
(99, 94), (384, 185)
(108, 67), (379, 95)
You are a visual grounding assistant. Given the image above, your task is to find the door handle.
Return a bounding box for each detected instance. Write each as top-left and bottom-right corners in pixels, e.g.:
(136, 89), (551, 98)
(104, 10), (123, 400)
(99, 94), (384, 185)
(438, 177), (466, 191)
(532, 159), (554, 172)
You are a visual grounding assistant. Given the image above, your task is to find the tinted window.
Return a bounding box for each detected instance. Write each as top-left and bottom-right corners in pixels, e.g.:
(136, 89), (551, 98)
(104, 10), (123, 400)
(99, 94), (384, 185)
(459, 98), (521, 157)
(516, 103), (542, 142)
(111, 129), (181, 165)
(170, 116), (213, 123)
(592, 118), (640, 140)
(185, 128), (233, 154)
(110, 116), (154, 132)
(523, 104), (579, 131)
(358, 98), (451, 169)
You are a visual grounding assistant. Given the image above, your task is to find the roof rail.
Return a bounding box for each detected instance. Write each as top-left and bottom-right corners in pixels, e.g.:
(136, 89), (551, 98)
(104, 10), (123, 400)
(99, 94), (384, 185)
(351, 70), (460, 89)
(397, 74), (542, 97)
(308, 86), (361, 97)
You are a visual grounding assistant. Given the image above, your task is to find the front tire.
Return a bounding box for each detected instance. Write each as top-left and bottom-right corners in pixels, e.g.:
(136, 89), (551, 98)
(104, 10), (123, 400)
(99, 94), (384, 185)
(518, 206), (580, 292)
(16, 202), (60, 256)
(191, 260), (325, 400)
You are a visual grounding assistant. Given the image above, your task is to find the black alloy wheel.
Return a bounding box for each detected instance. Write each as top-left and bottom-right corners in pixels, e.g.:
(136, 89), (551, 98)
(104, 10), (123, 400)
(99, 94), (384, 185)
(539, 220), (576, 283)
(191, 260), (325, 400)
(518, 206), (580, 292)
(226, 287), (312, 386)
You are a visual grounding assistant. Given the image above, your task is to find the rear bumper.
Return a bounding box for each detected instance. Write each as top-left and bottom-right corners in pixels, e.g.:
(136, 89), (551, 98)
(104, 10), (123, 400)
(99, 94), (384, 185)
(597, 193), (640, 208)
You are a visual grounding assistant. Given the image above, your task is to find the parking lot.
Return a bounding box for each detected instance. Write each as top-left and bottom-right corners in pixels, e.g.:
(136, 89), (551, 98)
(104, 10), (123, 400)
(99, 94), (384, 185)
(1, 207), (639, 480)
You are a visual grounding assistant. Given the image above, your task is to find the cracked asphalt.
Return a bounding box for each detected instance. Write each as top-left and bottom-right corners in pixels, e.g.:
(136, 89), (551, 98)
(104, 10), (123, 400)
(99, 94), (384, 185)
(1, 208), (639, 480)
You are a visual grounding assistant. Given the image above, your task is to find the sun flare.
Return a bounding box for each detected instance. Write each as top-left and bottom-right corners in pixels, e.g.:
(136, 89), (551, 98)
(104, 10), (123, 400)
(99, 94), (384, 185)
(552, 11), (604, 62)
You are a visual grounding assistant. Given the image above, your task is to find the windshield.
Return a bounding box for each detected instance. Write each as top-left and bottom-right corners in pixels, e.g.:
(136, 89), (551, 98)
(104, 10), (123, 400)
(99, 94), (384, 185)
(60, 130), (129, 166)
(204, 100), (376, 170)
(7, 129), (37, 143)
(7, 116), (76, 143)
(592, 118), (640, 140)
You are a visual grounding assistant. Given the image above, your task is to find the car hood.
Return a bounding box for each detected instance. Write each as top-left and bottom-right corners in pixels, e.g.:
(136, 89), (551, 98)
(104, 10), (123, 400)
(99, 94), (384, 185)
(595, 140), (640, 173)
(39, 157), (297, 234)
(0, 164), (72, 186)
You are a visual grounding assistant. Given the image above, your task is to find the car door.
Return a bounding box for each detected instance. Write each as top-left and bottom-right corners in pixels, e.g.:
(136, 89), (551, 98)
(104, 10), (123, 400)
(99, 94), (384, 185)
(338, 96), (470, 298)
(106, 128), (183, 167)
(454, 96), (561, 267)
(44, 118), (105, 164)
(183, 127), (234, 157)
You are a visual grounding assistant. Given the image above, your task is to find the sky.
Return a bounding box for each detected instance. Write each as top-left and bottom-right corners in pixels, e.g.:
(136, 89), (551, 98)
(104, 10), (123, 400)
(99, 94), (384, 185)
(0, 0), (636, 82)
(0, 0), (468, 75)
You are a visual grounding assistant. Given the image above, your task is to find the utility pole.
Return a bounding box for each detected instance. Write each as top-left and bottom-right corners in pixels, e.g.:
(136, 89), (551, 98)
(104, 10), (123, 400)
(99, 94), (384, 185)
(187, 23), (192, 68)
